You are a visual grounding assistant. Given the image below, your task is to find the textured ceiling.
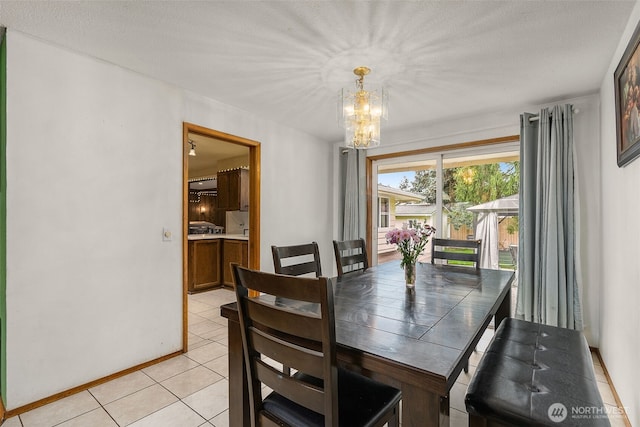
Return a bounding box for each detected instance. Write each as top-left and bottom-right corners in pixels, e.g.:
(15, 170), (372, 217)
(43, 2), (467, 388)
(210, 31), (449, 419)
(0, 1), (635, 142)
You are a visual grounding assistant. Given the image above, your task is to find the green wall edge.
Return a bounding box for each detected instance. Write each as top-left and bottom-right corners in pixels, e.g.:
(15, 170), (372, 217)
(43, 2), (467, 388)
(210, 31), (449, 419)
(1, 27), (7, 404)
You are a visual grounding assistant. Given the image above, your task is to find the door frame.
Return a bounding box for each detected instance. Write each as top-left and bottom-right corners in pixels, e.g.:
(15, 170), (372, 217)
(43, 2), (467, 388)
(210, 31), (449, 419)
(182, 122), (261, 351)
(365, 135), (519, 266)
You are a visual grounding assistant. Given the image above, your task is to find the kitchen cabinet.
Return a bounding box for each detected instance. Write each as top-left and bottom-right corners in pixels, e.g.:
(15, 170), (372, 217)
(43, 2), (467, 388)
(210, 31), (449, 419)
(217, 168), (249, 212)
(188, 239), (221, 293)
(222, 239), (249, 286)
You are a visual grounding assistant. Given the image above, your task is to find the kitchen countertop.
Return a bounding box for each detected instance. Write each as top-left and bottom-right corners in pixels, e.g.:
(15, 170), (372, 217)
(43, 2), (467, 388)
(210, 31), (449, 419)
(187, 233), (249, 241)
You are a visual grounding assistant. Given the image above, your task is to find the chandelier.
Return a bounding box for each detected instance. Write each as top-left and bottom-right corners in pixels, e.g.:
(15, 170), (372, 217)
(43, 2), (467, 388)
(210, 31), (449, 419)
(339, 66), (388, 149)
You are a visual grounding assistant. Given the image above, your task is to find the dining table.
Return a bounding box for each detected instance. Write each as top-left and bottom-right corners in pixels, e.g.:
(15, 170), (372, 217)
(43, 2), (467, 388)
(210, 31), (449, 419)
(220, 261), (515, 427)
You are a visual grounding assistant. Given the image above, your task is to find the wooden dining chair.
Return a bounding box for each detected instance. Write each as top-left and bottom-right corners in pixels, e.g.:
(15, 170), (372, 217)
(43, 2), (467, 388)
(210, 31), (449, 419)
(271, 242), (322, 277)
(432, 238), (482, 373)
(233, 265), (401, 427)
(333, 238), (369, 277)
(271, 241), (322, 375)
(431, 238), (482, 269)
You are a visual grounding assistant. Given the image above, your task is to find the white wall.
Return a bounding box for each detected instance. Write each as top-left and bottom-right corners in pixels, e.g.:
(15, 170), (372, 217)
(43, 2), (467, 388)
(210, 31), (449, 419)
(366, 94), (603, 346)
(599, 2), (640, 424)
(5, 31), (333, 409)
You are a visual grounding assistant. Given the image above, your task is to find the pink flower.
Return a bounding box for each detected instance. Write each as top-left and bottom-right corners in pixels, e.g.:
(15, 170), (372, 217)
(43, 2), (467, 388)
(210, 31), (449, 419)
(385, 225), (436, 268)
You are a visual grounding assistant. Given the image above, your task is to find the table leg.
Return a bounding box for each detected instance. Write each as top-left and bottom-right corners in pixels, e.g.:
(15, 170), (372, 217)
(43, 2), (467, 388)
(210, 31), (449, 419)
(227, 318), (250, 427)
(495, 287), (511, 328)
(401, 383), (450, 427)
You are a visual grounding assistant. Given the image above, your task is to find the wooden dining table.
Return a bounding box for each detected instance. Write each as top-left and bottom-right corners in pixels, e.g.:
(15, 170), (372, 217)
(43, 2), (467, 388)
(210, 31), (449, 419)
(221, 261), (515, 427)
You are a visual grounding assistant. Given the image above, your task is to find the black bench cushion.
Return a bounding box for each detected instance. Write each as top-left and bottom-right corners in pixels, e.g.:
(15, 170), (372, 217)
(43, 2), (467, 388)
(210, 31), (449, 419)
(465, 318), (610, 426)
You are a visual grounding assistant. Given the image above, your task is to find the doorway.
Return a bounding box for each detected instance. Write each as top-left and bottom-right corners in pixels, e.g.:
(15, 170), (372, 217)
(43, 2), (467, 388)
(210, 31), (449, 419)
(182, 122), (261, 351)
(366, 135), (519, 268)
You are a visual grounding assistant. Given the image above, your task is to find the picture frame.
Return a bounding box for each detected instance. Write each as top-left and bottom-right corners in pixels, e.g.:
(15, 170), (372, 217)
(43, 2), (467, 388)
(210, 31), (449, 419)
(615, 20), (640, 167)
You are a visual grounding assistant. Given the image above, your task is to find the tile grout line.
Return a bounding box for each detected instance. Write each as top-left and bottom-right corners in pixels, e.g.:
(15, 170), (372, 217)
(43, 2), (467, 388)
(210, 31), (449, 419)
(86, 389), (121, 427)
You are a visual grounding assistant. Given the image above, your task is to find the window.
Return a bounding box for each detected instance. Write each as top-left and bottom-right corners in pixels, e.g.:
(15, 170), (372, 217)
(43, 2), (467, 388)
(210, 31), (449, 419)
(379, 197), (390, 228)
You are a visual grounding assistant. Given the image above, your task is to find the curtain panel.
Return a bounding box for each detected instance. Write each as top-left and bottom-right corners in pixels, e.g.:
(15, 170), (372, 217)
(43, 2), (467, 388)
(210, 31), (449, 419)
(516, 105), (583, 329)
(342, 149), (360, 241)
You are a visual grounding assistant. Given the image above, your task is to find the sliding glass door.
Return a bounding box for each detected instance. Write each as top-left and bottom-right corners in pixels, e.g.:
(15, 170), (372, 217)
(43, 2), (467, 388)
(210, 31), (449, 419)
(373, 142), (519, 270)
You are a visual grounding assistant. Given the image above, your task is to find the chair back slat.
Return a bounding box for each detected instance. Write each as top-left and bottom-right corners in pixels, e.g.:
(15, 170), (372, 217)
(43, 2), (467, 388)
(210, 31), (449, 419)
(338, 254), (365, 268)
(278, 261), (320, 277)
(333, 238), (369, 277)
(254, 357), (325, 414)
(250, 327), (324, 379)
(246, 298), (323, 341)
(272, 242), (322, 277)
(432, 250), (480, 263)
(238, 268), (323, 303)
(431, 238), (482, 269)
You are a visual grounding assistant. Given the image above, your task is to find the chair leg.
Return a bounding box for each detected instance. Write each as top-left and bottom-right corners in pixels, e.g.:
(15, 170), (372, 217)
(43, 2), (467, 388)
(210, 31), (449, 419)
(464, 360), (469, 373)
(469, 413), (490, 427)
(387, 403), (400, 427)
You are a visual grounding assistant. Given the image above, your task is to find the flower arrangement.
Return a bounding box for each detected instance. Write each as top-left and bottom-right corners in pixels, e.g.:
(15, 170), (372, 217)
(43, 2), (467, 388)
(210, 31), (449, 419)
(385, 225), (436, 268)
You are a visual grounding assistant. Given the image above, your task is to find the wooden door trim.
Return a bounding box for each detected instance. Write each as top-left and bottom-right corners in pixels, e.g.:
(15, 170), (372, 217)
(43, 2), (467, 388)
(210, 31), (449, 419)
(182, 122), (261, 351)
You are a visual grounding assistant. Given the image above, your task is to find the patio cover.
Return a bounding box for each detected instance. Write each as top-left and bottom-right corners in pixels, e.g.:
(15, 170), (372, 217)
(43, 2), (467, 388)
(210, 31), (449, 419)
(475, 212), (500, 269)
(467, 194), (519, 269)
(466, 194), (519, 216)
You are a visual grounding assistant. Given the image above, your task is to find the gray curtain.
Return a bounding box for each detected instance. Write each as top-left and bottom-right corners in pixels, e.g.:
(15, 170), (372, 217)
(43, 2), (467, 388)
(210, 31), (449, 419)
(475, 212), (499, 269)
(342, 149), (360, 241)
(516, 105), (582, 329)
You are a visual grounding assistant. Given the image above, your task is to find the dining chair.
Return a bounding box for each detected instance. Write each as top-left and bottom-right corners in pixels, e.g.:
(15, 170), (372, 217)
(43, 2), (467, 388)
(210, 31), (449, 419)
(232, 265), (401, 427)
(271, 242), (322, 277)
(431, 238), (482, 269)
(432, 238), (482, 373)
(333, 238), (369, 277)
(271, 241), (322, 376)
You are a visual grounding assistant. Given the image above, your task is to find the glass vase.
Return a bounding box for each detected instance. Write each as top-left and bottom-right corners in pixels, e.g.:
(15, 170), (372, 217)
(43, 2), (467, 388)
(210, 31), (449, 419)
(404, 262), (416, 290)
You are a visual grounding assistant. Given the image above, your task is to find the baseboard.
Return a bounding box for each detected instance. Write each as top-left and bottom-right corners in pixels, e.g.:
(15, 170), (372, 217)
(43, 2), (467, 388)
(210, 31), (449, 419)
(4, 350), (182, 419)
(0, 394), (6, 425)
(590, 346), (632, 427)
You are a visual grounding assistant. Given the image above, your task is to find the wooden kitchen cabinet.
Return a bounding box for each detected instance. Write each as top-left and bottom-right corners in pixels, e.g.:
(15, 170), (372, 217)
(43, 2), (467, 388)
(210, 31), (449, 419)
(188, 239), (221, 293)
(217, 168), (249, 211)
(222, 239), (249, 286)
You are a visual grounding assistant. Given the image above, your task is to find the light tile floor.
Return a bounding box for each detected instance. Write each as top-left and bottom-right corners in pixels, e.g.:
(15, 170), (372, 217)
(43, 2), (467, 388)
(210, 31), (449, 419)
(2, 288), (628, 427)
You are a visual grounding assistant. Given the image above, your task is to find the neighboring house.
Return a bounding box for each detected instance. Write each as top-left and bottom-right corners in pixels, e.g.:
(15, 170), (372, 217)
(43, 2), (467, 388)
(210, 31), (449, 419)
(394, 203), (437, 229)
(378, 200), (438, 264)
(377, 185), (425, 257)
(377, 184), (423, 228)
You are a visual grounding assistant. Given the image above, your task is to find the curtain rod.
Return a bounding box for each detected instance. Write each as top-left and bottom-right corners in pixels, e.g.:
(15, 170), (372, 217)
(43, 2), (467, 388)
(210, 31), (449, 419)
(528, 107), (579, 122)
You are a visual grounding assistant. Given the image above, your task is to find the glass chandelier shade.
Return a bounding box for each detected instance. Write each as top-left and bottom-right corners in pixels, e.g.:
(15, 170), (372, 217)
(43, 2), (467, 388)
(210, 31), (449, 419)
(339, 67), (388, 149)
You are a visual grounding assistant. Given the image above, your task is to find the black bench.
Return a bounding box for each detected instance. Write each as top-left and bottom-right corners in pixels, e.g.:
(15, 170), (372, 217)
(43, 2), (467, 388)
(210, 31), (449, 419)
(465, 318), (610, 426)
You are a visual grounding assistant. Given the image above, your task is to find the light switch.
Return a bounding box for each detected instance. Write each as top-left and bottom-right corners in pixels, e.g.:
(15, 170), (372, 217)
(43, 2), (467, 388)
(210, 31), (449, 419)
(162, 228), (172, 242)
